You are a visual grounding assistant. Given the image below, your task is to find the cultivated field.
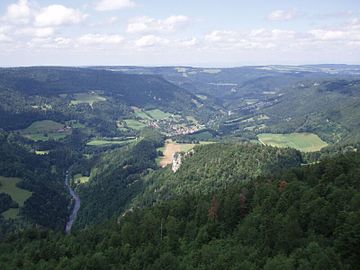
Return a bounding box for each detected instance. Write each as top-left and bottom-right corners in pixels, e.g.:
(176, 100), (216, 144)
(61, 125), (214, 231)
(0, 176), (32, 219)
(158, 140), (214, 167)
(257, 133), (328, 152)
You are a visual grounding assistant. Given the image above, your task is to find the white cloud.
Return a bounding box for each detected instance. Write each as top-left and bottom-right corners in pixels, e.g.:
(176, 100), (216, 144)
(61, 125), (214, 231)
(35, 5), (87, 27)
(267, 9), (296, 21)
(135, 35), (169, 47)
(127, 15), (189, 33)
(95, 0), (136, 11)
(178, 38), (198, 47)
(3, 0), (31, 24)
(78, 34), (124, 45)
(205, 30), (237, 43)
(19, 27), (55, 38)
(0, 34), (12, 42)
(54, 37), (72, 46)
(309, 29), (346, 41)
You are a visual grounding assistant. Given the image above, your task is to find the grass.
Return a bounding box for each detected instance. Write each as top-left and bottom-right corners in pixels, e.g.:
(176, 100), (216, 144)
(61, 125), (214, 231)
(257, 133), (328, 152)
(0, 176), (32, 219)
(21, 120), (70, 141)
(24, 133), (68, 141)
(124, 119), (147, 130)
(145, 109), (172, 120)
(70, 93), (106, 107)
(196, 94), (208, 100)
(22, 120), (64, 134)
(87, 138), (136, 146)
(66, 120), (86, 129)
(134, 110), (153, 120)
(73, 174), (90, 184)
(35, 150), (50, 155)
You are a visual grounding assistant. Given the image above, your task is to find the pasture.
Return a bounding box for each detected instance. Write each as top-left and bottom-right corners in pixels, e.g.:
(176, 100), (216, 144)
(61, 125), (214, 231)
(257, 133), (328, 152)
(35, 150), (50, 155)
(0, 176), (32, 219)
(22, 120), (64, 134)
(21, 120), (70, 141)
(146, 109), (172, 120)
(124, 119), (147, 130)
(70, 93), (106, 107)
(87, 138), (136, 147)
(73, 174), (90, 184)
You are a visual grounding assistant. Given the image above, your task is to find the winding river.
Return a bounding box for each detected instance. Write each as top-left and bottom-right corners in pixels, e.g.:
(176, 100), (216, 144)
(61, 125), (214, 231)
(65, 171), (81, 234)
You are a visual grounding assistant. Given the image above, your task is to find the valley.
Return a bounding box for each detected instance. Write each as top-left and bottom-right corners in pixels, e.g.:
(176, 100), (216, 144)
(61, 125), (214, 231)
(0, 65), (359, 269)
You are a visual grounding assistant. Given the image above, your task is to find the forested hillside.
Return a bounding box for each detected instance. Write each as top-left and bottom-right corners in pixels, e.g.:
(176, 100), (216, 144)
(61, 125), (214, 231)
(76, 137), (160, 227)
(0, 130), (73, 234)
(136, 143), (302, 206)
(0, 67), (215, 123)
(1, 152), (359, 269)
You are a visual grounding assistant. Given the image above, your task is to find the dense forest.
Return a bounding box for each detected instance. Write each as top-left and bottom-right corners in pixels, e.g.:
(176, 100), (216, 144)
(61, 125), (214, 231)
(0, 152), (359, 269)
(76, 129), (164, 227)
(136, 143), (302, 206)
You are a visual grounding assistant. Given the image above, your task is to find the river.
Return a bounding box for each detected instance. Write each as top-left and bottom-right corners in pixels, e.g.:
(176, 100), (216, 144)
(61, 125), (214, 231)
(65, 170), (81, 234)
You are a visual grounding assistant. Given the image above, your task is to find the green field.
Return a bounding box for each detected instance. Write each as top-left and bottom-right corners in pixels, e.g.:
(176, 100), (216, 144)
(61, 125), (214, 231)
(257, 133), (328, 152)
(74, 174), (90, 184)
(21, 120), (70, 141)
(87, 138), (136, 146)
(145, 109), (173, 120)
(70, 93), (106, 106)
(22, 120), (64, 133)
(0, 176), (32, 219)
(134, 110), (153, 120)
(35, 150), (50, 155)
(124, 119), (147, 130)
(25, 133), (68, 141)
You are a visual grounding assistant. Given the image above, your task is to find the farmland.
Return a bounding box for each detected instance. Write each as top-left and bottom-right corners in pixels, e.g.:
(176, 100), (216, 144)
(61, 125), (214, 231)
(158, 140), (214, 167)
(0, 176), (32, 219)
(257, 133), (328, 152)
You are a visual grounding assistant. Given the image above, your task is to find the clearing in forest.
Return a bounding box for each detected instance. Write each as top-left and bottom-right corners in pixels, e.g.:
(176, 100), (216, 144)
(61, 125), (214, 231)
(70, 93), (106, 107)
(158, 140), (214, 167)
(21, 120), (70, 141)
(257, 133), (328, 152)
(0, 176), (32, 219)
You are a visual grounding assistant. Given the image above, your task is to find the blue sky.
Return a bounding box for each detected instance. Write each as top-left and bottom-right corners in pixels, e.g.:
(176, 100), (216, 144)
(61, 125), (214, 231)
(0, 0), (359, 66)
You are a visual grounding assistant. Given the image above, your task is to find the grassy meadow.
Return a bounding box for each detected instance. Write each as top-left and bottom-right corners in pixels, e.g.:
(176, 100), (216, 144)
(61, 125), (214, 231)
(87, 138), (136, 147)
(21, 120), (70, 141)
(257, 133), (328, 152)
(0, 176), (32, 219)
(70, 93), (106, 107)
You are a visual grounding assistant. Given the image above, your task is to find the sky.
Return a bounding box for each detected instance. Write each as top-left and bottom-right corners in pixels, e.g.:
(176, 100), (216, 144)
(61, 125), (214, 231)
(0, 0), (359, 67)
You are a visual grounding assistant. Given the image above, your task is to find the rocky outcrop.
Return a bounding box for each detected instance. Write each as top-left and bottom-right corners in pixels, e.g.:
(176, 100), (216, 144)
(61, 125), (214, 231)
(172, 149), (195, 173)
